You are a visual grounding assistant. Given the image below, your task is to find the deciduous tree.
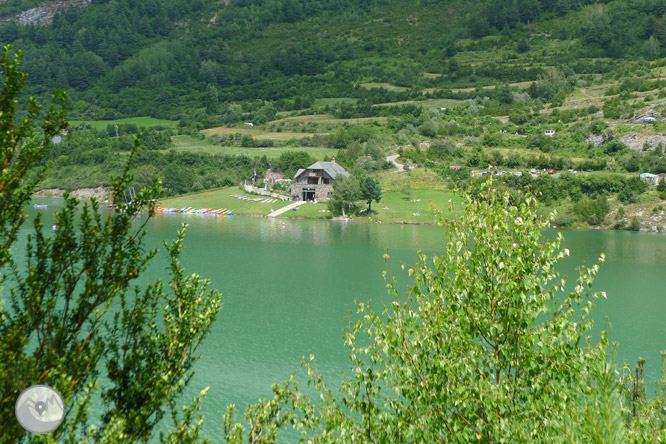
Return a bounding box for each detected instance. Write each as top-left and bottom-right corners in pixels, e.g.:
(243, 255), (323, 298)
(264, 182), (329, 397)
(227, 182), (618, 443)
(328, 175), (360, 217)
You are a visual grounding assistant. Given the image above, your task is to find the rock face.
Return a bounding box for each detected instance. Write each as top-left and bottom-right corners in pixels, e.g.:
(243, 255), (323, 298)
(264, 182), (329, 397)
(34, 186), (111, 201)
(620, 132), (666, 152)
(0, 0), (90, 27)
(584, 134), (609, 147)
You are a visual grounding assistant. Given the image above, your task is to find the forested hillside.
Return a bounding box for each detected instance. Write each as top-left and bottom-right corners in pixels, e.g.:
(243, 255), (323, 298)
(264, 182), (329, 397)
(1, 0), (665, 118)
(5, 0), (666, 230)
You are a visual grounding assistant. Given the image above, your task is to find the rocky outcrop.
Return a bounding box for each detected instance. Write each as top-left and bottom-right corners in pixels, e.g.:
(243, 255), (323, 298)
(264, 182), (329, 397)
(628, 110), (663, 124)
(620, 132), (666, 152)
(34, 186), (111, 201)
(0, 0), (90, 27)
(585, 134), (609, 147)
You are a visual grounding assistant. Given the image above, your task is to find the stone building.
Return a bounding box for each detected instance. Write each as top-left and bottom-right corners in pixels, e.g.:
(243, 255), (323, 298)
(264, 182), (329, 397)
(291, 159), (350, 202)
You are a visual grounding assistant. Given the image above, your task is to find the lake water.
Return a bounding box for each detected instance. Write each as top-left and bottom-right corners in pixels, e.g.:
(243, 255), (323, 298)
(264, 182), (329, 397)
(13, 200), (666, 441)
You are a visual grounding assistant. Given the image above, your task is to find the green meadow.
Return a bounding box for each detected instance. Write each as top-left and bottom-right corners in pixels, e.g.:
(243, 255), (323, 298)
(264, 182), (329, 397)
(168, 135), (339, 159)
(70, 117), (178, 130)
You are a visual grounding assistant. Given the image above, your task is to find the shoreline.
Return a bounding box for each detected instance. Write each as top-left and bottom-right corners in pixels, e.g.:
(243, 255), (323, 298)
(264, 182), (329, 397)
(34, 186), (112, 201)
(33, 191), (661, 232)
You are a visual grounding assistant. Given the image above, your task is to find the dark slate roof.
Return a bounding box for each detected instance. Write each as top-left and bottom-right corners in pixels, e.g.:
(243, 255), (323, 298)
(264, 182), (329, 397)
(294, 162), (350, 179)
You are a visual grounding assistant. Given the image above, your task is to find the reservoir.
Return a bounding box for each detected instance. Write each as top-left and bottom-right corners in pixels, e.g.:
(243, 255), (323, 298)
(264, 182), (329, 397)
(14, 200), (666, 440)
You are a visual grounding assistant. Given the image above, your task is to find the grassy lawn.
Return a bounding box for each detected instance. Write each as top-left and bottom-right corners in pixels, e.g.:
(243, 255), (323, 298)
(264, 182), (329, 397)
(280, 202), (331, 220)
(160, 186), (292, 216)
(168, 135), (339, 159)
(70, 117), (178, 130)
(279, 189), (460, 224)
(363, 189), (460, 224)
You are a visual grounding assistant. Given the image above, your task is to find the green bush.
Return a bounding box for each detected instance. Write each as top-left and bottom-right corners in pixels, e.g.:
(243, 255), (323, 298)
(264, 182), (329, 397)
(589, 120), (608, 135)
(574, 196), (610, 225)
(628, 216), (641, 231)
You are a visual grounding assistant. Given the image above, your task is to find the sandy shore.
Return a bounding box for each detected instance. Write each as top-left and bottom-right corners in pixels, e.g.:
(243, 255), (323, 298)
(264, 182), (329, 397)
(34, 186), (112, 201)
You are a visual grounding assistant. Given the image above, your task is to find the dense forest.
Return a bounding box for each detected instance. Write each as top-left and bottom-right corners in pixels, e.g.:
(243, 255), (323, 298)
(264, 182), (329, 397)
(1, 0), (666, 118)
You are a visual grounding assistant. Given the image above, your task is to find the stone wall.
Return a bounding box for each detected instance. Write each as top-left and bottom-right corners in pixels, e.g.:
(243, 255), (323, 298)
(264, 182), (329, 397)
(291, 183), (335, 201)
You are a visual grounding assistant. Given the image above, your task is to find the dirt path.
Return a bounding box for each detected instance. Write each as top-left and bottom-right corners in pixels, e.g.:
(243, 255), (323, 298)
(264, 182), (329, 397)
(386, 154), (404, 172)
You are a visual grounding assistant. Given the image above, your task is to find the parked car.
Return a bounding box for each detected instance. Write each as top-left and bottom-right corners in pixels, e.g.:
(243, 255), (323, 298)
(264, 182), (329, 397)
(548, 169), (556, 174)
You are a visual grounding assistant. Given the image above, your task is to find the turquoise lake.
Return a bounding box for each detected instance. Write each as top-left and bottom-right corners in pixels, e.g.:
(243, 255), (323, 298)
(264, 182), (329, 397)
(12, 200), (666, 441)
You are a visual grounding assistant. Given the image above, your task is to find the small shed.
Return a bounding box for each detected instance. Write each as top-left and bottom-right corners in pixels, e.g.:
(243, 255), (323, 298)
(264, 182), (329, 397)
(640, 172), (659, 185)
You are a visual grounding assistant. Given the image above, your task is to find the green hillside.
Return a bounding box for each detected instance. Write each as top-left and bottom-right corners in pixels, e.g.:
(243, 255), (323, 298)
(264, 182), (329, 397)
(1, 0), (664, 118)
(4, 0), (666, 229)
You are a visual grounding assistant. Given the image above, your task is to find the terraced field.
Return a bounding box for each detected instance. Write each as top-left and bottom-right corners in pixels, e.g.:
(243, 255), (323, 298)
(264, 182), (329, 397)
(169, 135), (339, 159)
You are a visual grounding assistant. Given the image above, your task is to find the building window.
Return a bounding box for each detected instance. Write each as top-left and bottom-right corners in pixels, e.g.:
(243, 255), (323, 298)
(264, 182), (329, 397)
(323, 178), (330, 184)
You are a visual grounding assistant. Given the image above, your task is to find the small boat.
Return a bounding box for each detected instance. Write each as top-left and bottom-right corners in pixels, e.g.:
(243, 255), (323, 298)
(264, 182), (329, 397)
(226, 210), (234, 215)
(33, 204), (48, 209)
